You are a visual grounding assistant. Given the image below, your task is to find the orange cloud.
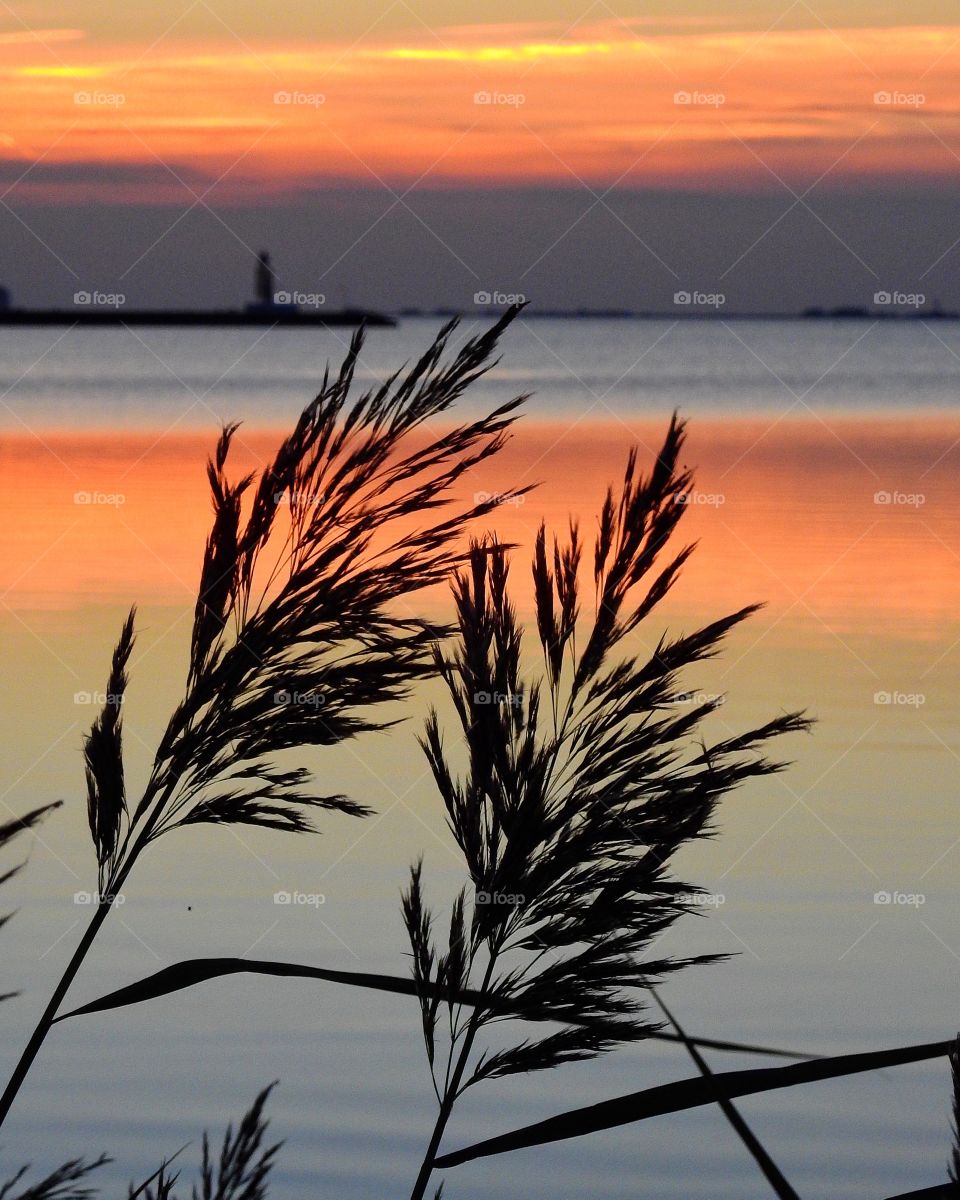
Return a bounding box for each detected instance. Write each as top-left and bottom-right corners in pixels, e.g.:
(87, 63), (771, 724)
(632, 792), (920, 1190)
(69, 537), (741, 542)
(0, 28), (84, 45)
(1, 21), (959, 201)
(17, 64), (103, 76)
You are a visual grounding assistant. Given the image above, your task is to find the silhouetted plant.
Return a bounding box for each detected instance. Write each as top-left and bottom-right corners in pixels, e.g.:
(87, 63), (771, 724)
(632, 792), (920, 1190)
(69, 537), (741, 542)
(0, 308), (528, 1132)
(650, 988), (799, 1198)
(403, 415), (809, 1199)
(127, 1083), (278, 1200)
(950, 1036), (960, 1185)
(0, 1156), (109, 1200)
(191, 1083), (278, 1200)
(0, 803), (61, 1004)
(0, 803), (110, 1200)
(0, 1083), (277, 1200)
(6, 327), (948, 1198)
(434, 1033), (960, 1174)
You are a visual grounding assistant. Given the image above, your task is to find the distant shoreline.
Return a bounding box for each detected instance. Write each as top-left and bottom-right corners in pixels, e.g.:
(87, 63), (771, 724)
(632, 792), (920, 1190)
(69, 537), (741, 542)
(442, 307), (960, 321)
(0, 307), (954, 327)
(0, 308), (396, 328)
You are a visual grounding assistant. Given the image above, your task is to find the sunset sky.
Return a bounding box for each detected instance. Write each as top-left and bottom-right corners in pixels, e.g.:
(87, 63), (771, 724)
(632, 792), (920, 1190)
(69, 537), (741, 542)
(3, 2), (960, 309)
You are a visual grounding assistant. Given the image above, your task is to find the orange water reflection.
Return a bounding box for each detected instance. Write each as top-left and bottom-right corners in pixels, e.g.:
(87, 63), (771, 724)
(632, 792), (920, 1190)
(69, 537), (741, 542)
(1, 418), (958, 636)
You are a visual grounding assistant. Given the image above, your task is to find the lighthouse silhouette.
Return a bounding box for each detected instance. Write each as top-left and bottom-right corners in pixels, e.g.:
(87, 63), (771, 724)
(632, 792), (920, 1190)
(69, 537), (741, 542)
(246, 251), (296, 313)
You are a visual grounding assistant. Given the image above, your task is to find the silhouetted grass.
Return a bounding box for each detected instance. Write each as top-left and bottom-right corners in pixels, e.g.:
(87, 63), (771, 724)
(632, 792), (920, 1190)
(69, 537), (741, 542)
(0, 1155), (109, 1200)
(0, 803), (61, 1004)
(651, 988), (799, 1199)
(4, 317), (954, 1197)
(951, 1036), (960, 1185)
(0, 812), (276, 1199)
(0, 1085), (278, 1200)
(403, 415), (809, 1198)
(0, 308), (528, 1132)
(435, 1035), (959, 1169)
(53, 955), (817, 1065)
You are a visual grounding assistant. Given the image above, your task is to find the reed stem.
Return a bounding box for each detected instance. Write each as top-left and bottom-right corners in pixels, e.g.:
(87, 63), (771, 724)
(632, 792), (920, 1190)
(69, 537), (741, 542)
(409, 955), (496, 1200)
(0, 821), (150, 1130)
(0, 899), (111, 1129)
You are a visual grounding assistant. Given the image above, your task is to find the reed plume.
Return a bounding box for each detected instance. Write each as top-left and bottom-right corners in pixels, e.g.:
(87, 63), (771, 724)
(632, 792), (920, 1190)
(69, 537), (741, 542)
(0, 803), (61, 1003)
(0, 308), (528, 1132)
(0, 804), (108, 1199)
(403, 415), (809, 1198)
(950, 1036), (960, 1185)
(0, 1082), (277, 1200)
(191, 1083), (278, 1200)
(127, 1083), (279, 1200)
(0, 1156), (109, 1200)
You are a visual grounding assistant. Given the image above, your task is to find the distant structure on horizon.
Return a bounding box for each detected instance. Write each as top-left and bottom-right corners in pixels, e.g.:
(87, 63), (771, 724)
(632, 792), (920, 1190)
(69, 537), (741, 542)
(245, 250), (297, 314)
(255, 251), (274, 305)
(0, 251), (393, 326)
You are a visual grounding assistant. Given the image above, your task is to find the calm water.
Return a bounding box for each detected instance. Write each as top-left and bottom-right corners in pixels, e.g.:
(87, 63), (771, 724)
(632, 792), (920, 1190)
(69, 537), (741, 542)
(1, 318), (959, 1198)
(2, 316), (960, 428)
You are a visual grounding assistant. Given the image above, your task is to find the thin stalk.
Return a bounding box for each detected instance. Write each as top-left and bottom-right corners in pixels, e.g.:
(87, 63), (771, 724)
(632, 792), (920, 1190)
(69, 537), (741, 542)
(410, 954), (496, 1200)
(0, 813), (153, 1130)
(0, 897), (111, 1128)
(652, 990), (801, 1200)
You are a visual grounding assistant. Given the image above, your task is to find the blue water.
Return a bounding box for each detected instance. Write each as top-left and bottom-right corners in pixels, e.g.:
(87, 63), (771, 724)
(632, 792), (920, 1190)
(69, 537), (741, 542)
(1, 317), (958, 1198)
(0, 317), (959, 430)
